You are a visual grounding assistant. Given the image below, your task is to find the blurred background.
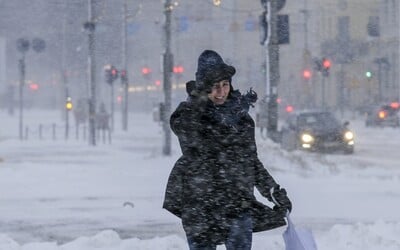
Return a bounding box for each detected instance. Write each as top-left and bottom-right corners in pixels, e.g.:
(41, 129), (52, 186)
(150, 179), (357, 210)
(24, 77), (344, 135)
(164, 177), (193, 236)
(0, 0), (396, 115)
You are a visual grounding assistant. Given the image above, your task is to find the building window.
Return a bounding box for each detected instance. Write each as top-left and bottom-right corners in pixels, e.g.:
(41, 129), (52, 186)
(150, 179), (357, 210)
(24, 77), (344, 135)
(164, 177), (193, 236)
(367, 16), (380, 37)
(337, 16), (350, 41)
(391, 0), (396, 26)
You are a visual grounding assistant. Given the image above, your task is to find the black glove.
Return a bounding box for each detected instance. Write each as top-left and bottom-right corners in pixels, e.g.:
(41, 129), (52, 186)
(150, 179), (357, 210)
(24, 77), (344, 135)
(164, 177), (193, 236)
(271, 186), (292, 213)
(239, 88), (258, 112)
(244, 88), (258, 104)
(273, 204), (288, 218)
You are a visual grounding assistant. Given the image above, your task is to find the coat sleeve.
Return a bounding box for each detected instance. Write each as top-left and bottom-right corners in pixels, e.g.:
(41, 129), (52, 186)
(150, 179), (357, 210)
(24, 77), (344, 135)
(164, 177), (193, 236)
(163, 159), (184, 218)
(210, 110), (279, 200)
(243, 115), (280, 201)
(254, 158), (279, 201)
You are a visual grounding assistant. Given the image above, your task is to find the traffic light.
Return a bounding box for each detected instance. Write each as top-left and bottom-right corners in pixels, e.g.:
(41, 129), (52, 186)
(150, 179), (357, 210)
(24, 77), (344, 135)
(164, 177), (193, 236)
(365, 71), (372, 79)
(65, 97), (73, 111)
(105, 65), (118, 84)
(313, 58), (322, 72)
(322, 58), (331, 77)
(29, 83), (39, 91)
(259, 11), (268, 45)
(120, 69), (128, 83)
(142, 67), (151, 75)
(322, 58), (331, 69)
(141, 67), (152, 81)
(111, 67), (118, 80)
(173, 65), (184, 79)
(173, 65), (184, 74)
(277, 14), (290, 44)
(302, 69), (312, 80)
(285, 105), (294, 113)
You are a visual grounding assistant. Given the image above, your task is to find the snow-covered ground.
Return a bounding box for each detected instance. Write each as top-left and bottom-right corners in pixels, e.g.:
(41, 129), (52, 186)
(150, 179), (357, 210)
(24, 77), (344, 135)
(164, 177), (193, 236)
(0, 109), (399, 250)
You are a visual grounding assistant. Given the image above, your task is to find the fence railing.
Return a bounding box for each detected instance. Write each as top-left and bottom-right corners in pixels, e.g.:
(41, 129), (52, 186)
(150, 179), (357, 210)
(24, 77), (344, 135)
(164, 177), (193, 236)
(23, 123), (111, 144)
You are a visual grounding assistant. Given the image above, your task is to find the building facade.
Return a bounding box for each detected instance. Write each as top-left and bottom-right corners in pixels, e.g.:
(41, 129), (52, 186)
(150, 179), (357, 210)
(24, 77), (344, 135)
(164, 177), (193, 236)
(162, 0), (396, 113)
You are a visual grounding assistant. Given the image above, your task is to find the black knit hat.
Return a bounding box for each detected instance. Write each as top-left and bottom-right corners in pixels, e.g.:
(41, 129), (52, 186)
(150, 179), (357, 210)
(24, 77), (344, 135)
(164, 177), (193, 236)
(195, 50), (236, 93)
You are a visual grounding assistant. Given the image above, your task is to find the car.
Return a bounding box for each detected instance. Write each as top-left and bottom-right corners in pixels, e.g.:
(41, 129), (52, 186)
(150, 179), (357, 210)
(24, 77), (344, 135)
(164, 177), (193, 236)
(365, 102), (400, 127)
(280, 110), (355, 154)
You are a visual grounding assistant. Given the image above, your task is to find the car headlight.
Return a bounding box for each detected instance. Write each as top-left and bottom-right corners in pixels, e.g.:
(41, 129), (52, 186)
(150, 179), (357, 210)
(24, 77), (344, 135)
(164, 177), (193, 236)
(344, 131), (354, 140)
(301, 133), (314, 143)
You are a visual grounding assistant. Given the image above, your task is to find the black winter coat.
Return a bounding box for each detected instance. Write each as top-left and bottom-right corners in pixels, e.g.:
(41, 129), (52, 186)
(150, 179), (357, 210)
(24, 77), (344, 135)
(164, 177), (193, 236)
(163, 94), (286, 245)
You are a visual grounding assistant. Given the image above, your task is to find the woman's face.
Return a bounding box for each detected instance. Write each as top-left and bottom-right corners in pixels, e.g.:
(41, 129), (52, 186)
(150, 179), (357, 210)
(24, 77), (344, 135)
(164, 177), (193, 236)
(208, 79), (230, 105)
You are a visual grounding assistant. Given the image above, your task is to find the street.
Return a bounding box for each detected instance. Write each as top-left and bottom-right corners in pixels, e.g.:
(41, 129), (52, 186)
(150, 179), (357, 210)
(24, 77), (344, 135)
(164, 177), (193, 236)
(0, 110), (399, 249)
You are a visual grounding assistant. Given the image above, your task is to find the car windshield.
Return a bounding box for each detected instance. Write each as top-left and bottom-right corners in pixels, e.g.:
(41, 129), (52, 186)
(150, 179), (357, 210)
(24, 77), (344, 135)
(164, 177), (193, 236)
(298, 112), (340, 128)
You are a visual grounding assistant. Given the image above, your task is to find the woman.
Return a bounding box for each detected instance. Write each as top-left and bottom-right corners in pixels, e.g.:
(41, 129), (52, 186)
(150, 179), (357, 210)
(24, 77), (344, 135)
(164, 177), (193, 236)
(163, 50), (292, 250)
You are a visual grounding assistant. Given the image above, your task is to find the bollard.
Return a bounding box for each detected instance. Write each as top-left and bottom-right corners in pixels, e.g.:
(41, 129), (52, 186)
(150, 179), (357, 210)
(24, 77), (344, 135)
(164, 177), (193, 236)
(75, 124), (79, 140)
(52, 123), (56, 141)
(24, 126), (29, 140)
(39, 124), (43, 140)
(83, 125), (87, 140)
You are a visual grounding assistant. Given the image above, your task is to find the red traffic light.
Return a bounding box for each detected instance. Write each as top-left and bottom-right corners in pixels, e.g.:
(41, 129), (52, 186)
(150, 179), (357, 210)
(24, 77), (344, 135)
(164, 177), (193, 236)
(117, 95), (122, 103)
(285, 105), (294, 113)
(141, 67), (151, 75)
(303, 69), (312, 79)
(173, 65), (184, 74)
(121, 70), (126, 77)
(322, 58), (331, 69)
(29, 83), (39, 91)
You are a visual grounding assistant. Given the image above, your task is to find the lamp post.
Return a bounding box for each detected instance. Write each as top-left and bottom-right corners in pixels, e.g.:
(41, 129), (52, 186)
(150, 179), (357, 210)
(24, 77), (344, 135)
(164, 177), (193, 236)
(16, 38), (45, 140)
(121, 0), (129, 131)
(162, 0), (173, 155)
(16, 39), (28, 141)
(61, 4), (70, 140)
(84, 0), (97, 146)
(260, 0), (281, 142)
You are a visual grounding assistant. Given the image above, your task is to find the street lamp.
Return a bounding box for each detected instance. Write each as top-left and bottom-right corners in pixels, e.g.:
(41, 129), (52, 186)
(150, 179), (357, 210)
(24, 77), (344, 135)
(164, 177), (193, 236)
(83, 2), (97, 146)
(16, 37), (45, 140)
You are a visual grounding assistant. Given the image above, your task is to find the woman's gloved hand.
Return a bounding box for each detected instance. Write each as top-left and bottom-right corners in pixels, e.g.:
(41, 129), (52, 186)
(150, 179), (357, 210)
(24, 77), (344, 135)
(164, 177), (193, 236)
(270, 186), (292, 213)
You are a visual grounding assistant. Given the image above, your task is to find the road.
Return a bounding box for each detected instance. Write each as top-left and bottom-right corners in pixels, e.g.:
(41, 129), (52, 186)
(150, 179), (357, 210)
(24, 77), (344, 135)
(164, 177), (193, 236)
(0, 111), (399, 244)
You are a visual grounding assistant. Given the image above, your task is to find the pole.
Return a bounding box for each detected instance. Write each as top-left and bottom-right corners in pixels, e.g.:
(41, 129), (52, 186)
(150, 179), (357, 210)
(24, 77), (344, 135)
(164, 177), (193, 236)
(87, 0), (96, 146)
(121, 0), (128, 131)
(321, 75), (325, 109)
(18, 55), (25, 140)
(62, 5), (69, 140)
(64, 72), (70, 139)
(339, 64), (345, 116)
(303, 0), (309, 50)
(378, 61), (382, 102)
(110, 83), (114, 131)
(267, 0), (279, 141)
(162, 0), (173, 155)
(263, 7), (270, 98)
(301, 0), (311, 109)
